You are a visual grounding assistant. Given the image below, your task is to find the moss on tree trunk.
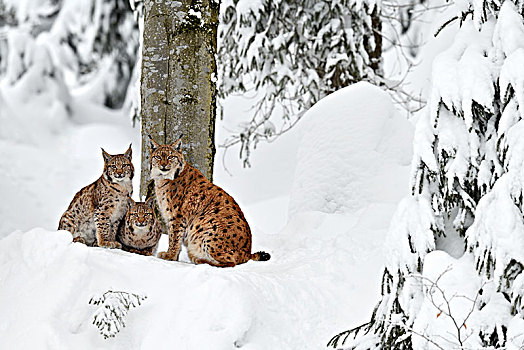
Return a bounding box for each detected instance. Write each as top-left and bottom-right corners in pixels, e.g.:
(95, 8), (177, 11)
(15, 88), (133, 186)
(140, 0), (219, 198)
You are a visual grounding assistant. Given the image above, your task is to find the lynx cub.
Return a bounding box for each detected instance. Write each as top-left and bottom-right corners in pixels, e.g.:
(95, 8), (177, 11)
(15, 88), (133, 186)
(116, 198), (162, 256)
(149, 137), (270, 267)
(58, 146), (134, 248)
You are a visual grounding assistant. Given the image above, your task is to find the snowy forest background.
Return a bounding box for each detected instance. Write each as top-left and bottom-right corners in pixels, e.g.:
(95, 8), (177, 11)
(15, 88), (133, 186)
(2, 0), (524, 349)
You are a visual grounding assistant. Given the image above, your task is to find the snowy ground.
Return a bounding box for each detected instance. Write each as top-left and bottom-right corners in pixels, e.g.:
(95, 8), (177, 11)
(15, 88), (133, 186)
(0, 83), (412, 348)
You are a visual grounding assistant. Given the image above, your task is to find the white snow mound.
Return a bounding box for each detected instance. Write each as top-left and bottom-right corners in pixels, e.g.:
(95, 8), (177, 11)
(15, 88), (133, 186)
(0, 229), (314, 349)
(0, 217), (378, 350)
(289, 82), (413, 215)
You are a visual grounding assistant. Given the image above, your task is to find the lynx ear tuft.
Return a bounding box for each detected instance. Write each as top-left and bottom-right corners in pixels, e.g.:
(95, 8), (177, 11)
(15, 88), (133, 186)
(149, 136), (160, 152)
(124, 144), (132, 160)
(145, 196), (155, 208)
(101, 148), (112, 163)
(172, 135), (183, 150)
(127, 196), (136, 207)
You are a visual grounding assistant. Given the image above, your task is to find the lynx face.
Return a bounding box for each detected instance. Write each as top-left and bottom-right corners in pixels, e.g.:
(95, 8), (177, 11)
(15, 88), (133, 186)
(117, 197), (161, 254)
(102, 145), (134, 183)
(149, 138), (185, 181)
(126, 200), (155, 229)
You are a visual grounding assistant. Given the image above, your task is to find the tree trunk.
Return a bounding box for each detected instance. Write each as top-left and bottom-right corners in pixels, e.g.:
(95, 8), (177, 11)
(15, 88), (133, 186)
(367, 4), (382, 77)
(140, 0), (219, 199)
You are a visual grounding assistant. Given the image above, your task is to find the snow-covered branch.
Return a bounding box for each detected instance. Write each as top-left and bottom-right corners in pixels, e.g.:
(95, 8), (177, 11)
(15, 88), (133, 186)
(89, 290), (147, 339)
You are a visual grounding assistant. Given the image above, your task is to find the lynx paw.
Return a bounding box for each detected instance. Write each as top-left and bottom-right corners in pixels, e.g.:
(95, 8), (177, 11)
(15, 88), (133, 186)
(98, 241), (122, 249)
(128, 248), (153, 256)
(157, 251), (177, 261)
(72, 237), (87, 245)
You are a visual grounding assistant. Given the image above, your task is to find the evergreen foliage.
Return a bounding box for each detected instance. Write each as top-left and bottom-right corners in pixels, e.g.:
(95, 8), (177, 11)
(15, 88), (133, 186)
(0, 0), (138, 110)
(89, 290), (147, 339)
(218, 0), (382, 165)
(329, 0), (524, 348)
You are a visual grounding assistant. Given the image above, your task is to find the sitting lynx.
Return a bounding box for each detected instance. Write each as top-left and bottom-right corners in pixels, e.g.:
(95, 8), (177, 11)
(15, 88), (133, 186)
(116, 198), (162, 256)
(58, 145), (134, 248)
(149, 137), (270, 267)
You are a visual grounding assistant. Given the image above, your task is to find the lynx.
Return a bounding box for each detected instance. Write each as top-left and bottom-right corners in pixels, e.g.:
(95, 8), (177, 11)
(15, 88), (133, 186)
(116, 198), (162, 256)
(58, 145), (134, 248)
(149, 137), (270, 267)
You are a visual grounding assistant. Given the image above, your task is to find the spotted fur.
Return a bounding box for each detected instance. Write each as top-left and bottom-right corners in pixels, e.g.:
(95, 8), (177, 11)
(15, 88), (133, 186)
(149, 137), (271, 267)
(58, 145), (134, 248)
(116, 197), (162, 256)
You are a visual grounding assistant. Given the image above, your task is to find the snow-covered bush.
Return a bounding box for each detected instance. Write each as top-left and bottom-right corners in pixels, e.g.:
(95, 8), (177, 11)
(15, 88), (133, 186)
(330, 0), (524, 349)
(89, 290), (147, 339)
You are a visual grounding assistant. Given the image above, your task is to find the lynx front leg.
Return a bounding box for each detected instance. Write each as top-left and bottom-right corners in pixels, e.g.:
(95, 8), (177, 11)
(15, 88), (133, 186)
(58, 212), (83, 243)
(95, 208), (122, 249)
(158, 221), (184, 261)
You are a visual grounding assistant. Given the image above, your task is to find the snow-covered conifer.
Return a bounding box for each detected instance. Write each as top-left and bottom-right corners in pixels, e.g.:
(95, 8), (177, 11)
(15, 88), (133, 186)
(0, 0), (138, 112)
(330, 0), (524, 348)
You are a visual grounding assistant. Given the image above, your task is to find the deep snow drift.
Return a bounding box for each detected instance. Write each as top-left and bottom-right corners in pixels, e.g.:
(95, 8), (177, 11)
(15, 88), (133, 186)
(289, 82), (413, 216)
(0, 83), (413, 349)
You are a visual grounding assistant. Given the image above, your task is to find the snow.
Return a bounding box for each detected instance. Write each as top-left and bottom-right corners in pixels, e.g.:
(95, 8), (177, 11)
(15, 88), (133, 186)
(0, 95), (139, 236)
(218, 0), (383, 165)
(429, 20), (495, 130)
(499, 47), (524, 120)
(350, 2), (524, 349)
(410, 251), (484, 350)
(1, 229), (319, 348)
(188, 8), (202, 20)
(467, 174), (524, 282)
(8, 0), (524, 348)
(389, 0), (457, 109)
(407, 250), (519, 350)
(289, 82), (412, 216)
(0, 83), (412, 348)
(493, 2), (524, 57)
(385, 195), (435, 274)
(233, 0), (264, 18)
(0, 210), (385, 348)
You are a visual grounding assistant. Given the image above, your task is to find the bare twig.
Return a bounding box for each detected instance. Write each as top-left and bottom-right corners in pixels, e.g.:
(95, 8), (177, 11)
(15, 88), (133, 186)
(409, 268), (488, 348)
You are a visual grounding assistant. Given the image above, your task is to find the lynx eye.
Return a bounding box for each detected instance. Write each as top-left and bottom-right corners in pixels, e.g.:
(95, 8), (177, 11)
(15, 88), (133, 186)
(167, 155), (175, 160)
(110, 165), (117, 169)
(124, 164), (130, 168)
(153, 155), (161, 160)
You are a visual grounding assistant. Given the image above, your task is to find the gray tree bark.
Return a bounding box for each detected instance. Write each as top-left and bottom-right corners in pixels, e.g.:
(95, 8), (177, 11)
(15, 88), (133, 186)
(140, 0), (219, 198)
